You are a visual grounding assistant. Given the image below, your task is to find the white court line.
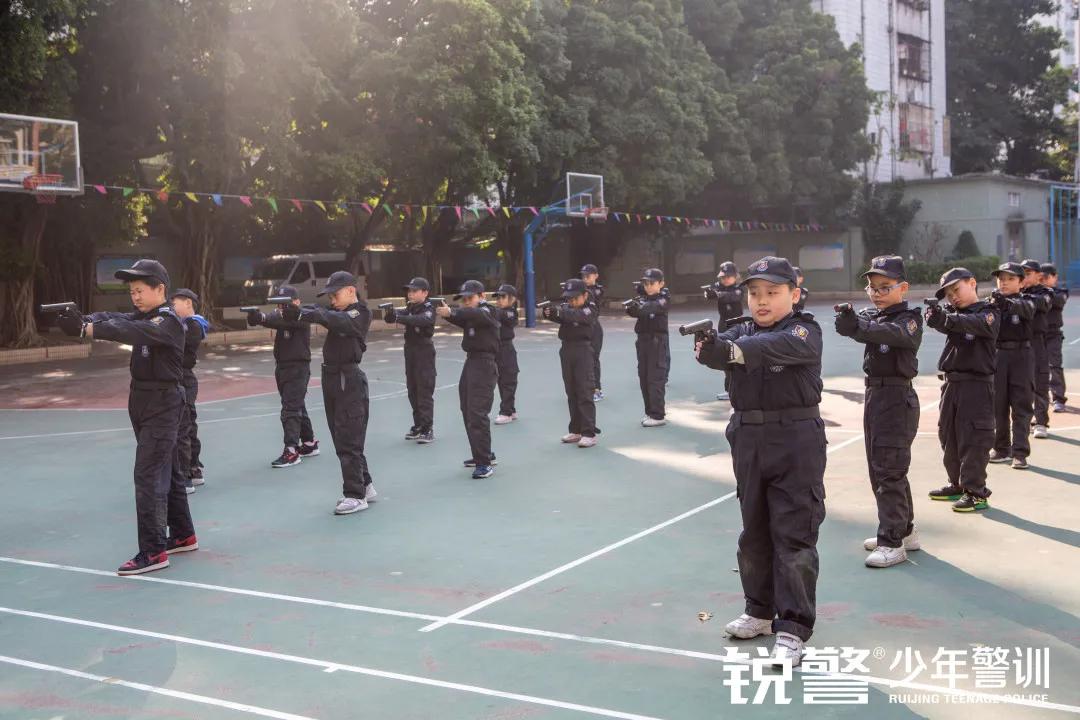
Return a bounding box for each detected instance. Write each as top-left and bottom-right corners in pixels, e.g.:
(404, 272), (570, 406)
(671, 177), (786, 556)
(0, 654), (319, 720)
(1070, 337), (1080, 346)
(419, 398), (942, 633)
(0, 607), (665, 720)
(0, 383), (458, 442)
(0, 605), (1076, 715)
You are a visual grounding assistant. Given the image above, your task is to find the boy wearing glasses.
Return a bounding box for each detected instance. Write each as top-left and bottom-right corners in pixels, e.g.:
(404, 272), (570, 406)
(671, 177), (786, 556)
(835, 256), (922, 568)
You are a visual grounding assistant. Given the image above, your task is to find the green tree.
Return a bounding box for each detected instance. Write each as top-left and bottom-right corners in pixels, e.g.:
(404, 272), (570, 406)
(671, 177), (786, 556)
(847, 179), (922, 259)
(0, 0), (83, 347)
(947, 0), (1072, 176)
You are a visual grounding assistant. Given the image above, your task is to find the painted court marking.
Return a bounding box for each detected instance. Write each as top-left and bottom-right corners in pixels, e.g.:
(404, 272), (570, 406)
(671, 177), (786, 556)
(0, 654), (319, 720)
(418, 399), (942, 633)
(0, 383), (458, 441)
(0, 607), (665, 720)
(0, 604), (1076, 715)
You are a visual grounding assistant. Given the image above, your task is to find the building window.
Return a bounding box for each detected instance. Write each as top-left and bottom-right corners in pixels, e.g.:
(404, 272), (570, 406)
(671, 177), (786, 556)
(899, 103), (934, 154)
(898, 34), (930, 82)
(1009, 192), (1022, 208)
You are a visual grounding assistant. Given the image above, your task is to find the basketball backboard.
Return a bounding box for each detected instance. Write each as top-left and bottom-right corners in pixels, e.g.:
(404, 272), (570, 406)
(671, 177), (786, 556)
(565, 172), (604, 218)
(0, 113), (83, 196)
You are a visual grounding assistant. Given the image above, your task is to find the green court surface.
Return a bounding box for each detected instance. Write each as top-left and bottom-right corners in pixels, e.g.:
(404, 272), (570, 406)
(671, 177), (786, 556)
(1, 301), (1079, 719)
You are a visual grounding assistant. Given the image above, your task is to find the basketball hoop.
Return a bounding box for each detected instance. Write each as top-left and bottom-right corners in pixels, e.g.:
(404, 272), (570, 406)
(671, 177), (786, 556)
(22, 173), (64, 204)
(584, 206), (608, 223)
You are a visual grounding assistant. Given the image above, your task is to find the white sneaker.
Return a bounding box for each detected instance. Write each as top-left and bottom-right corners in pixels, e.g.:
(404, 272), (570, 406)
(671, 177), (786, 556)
(494, 414), (516, 425)
(716, 392), (730, 401)
(334, 497), (368, 515)
(641, 417), (667, 427)
(577, 436), (597, 448)
(1052, 401), (1066, 413)
(1033, 425), (1049, 439)
(865, 545), (908, 568)
(770, 632), (805, 667)
(561, 433), (582, 444)
(864, 525), (921, 552)
(365, 484), (377, 503)
(724, 613), (774, 639)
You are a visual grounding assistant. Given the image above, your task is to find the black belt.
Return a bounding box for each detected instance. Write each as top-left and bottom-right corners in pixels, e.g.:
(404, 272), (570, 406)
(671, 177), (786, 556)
(732, 407), (820, 425)
(940, 371), (993, 383)
(277, 358), (311, 365)
(865, 377), (912, 387)
(996, 341), (1031, 350)
(130, 380), (180, 390)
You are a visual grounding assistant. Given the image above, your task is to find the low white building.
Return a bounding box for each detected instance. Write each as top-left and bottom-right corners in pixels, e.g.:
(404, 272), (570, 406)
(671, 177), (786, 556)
(815, 0), (950, 183)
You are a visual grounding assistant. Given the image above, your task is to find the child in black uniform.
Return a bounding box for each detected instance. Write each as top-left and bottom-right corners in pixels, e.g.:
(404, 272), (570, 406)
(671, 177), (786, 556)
(705, 261), (744, 401)
(492, 284), (520, 425)
(581, 264), (604, 401)
(1042, 264), (1069, 413)
(245, 285), (320, 467)
(437, 280), (500, 478)
(925, 268), (998, 513)
(987, 263), (1035, 470)
(834, 256), (923, 568)
(545, 278), (599, 448)
(695, 256), (825, 667)
(626, 268), (669, 427)
(385, 277), (438, 443)
(169, 289), (209, 493)
(793, 267), (810, 313)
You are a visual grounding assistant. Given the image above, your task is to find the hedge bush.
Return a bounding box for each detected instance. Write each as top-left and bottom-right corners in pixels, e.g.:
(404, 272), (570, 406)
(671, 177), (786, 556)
(904, 256), (1002, 285)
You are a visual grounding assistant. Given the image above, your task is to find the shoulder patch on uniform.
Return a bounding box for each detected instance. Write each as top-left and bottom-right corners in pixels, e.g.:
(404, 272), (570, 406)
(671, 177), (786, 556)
(150, 315), (165, 324)
(583, 307), (592, 315)
(658, 298), (667, 306)
(423, 311), (433, 319)
(906, 318), (918, 334)
(347, 309), (360, 318)
(986, 312), (995, 325)
(791, 324), (809, 340)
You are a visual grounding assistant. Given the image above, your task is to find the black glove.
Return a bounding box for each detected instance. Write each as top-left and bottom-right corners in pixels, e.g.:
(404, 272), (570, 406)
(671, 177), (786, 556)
(245, 310), (264, 327)
(542, 305), (555, 320)
(834, 307), (859, 336)
(925, 304), (946, 330)
(383, 308), (396, 324)
(282, 304), (302, 322)
(57, 312), (85, 337)
(989, 291), (1009, 312)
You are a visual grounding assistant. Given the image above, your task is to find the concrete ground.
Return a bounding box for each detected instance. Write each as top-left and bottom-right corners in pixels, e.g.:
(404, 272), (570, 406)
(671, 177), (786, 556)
(0, 299), (1078, 719)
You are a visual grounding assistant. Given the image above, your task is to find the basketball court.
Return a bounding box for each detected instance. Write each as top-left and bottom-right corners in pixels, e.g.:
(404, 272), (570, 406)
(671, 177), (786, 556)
(1, 298), (1079, 719)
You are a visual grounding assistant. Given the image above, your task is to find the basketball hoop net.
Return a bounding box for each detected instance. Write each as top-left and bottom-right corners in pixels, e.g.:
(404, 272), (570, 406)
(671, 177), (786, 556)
(584, 206), (608, 223)
(22, 173), (64, 204)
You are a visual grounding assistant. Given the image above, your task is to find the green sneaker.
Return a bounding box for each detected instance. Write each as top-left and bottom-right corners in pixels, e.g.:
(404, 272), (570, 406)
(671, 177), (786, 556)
(929, 485), (963, 501)
(952, 493), (989, 513)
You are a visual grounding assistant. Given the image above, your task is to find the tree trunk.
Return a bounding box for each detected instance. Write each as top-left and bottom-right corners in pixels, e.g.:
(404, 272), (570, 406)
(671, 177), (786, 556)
(1, 200), (49, 348)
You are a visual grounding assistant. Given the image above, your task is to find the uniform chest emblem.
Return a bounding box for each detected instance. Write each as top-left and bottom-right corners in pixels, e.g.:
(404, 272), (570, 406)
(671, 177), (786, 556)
(791, 325), (809, 340)
(151, 316), (164, 325)
(769, 365), (784, 373)
(283, 330), (291, 339)
(347, 309), (360, 318)
(1011, 315), (1019, 325)
(906, 319), (918, 335)
(986, 313), (995, 325)
(879, 344), (890, 353)
(468, 328), (475, 336)
(964, 333), (974, 341)
(141, 346), (149, 357)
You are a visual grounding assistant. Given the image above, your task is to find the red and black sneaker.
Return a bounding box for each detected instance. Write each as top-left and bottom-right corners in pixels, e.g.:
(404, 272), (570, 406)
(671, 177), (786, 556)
(166, 535), (199, 554)
(298, 440), (320, 457)
(272, 448), (301, 468)
(117, 551), (169, 576)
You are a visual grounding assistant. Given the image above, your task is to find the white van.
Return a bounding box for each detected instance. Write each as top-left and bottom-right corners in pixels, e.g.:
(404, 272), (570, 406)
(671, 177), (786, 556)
(241, 253), (367, 305)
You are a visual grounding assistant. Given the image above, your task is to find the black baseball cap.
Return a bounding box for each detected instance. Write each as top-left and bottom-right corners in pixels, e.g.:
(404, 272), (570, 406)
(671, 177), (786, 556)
(453, 279), (486, 300)
(170, 288), (199, 310)
(580, 264), (599, 276)
(562, 278), (589, 298)
(1021, 259), (1043, 273)
(718, 261), (737, 278)
(274, 285), (299, 300)
(1040, 263), (1058, 275)
(493, 284), (518, 297)
(403, 277), (431, 292)
(641, 268), (664, 282)
(317, 270), (356, 297)
(740, 256), (798, 286)
(792, 266), (803, 276)
(115, 259), (170, 288)
(935, 267), (976, 299)
(991, 262), (1025, 279)
(863, 255), (906, 280)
